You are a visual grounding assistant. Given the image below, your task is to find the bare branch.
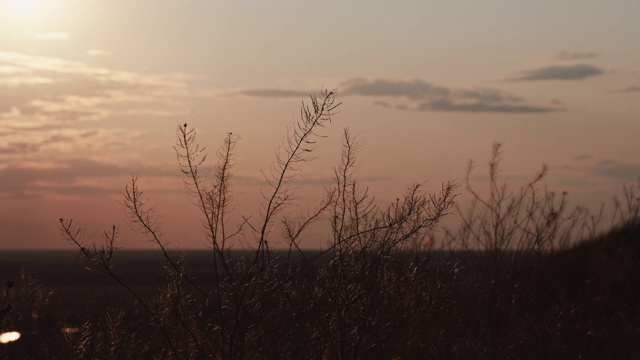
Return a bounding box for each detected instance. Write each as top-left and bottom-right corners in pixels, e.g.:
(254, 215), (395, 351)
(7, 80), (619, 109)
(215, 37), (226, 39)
(257, 89), (341, 258)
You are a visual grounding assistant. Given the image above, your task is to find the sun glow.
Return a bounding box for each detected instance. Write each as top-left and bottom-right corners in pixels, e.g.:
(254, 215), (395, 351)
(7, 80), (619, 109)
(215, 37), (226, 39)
(0, 0), (62, 30)
(7, 0), (40, 10)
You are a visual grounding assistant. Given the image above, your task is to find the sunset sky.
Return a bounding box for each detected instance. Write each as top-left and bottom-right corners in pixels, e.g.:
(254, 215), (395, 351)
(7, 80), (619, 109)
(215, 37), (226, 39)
(1, 0), (639, 249)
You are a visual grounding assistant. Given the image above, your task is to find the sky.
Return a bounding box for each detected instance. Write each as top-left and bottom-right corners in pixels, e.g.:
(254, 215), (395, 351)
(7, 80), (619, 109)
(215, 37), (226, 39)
(1, 0), (639, 249)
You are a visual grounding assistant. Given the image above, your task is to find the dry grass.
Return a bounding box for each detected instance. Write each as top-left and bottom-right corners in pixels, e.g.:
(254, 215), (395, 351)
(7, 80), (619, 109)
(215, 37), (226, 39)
(2, 92), (639, 359)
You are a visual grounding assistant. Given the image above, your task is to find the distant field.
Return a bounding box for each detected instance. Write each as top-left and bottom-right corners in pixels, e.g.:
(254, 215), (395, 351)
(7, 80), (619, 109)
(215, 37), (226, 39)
(0, 248), (550, 316)
(1, 231), (638, 359)
(0, 249), (332, 314)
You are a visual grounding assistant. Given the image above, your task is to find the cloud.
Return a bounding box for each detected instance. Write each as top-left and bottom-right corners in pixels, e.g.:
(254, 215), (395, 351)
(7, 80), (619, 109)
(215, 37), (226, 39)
(509, 64), (604, 81)
(341, 78), (450, 99)
(0, 128), (139, 159)
(0, 51), (210, 200)
(227, 88), (311, 98)
(0, 51), (194, 94)
(550, 98), (564, 106)
(28, 32), (69, 41)
(612, 86), (640, 94)
(86, 49), (110, 57)
(373, 100), (391, 108)
(0, 50), (198, 149)
(574, 154), (593, 161)
(344, 79), (560, 113)
(591, 160), (640, 181)
(0, 158), (179, 199)
(0, 49), (210, 201)
(227, 78), (560, 114)
(0, 142), (40, 155)
(557, 51), (599, 61)
(419, 99), (555, 113)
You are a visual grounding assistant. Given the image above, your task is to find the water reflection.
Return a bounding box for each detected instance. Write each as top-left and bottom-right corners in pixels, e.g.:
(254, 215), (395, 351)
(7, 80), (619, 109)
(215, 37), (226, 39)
(0, 331), (21, 344)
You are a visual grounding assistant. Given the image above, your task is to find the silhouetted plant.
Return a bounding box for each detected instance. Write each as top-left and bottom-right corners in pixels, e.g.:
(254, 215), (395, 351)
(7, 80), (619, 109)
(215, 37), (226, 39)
(611, 180), (640, 228)
(48, 91), (640, 359)
(443, 142), (589, 277)
(0, 279), (13, 321)
(56, 90), (456, 359)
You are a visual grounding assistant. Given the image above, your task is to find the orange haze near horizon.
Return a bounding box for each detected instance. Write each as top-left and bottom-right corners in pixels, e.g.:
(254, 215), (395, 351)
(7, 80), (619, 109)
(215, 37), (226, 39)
(1, 0), (639, 249)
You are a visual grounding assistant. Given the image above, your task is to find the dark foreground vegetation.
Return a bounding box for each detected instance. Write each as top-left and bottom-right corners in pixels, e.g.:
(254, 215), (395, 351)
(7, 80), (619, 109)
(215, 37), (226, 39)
(2, 91), (639, 359)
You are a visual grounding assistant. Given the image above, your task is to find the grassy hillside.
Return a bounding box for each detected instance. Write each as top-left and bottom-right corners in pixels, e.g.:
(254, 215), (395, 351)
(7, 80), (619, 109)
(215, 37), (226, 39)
(1, 224), (638, 359)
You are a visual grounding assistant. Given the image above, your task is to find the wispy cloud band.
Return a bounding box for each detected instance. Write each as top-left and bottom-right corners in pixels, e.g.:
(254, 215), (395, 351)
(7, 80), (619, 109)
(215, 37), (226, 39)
(509, 64), (604, 81)
(28, 32), (69, 41)
(224, 78), (561, 113)
(556, 51), (599, 61)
